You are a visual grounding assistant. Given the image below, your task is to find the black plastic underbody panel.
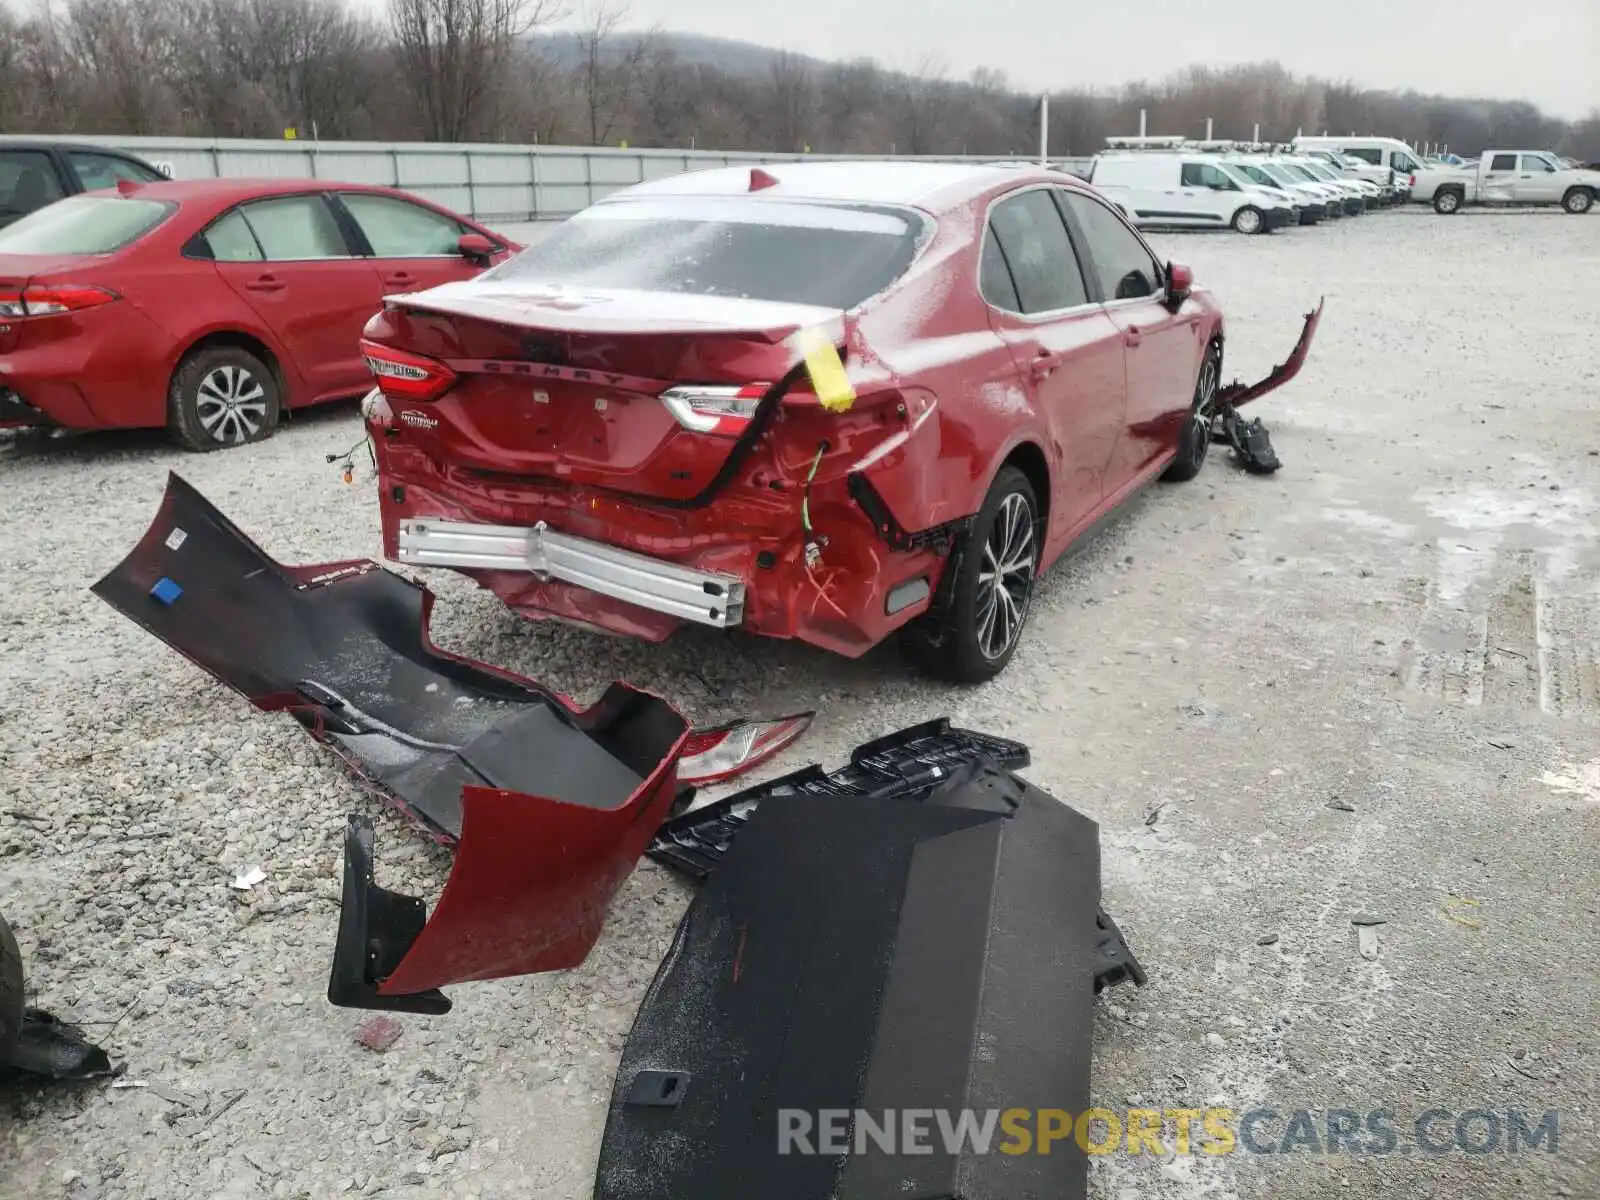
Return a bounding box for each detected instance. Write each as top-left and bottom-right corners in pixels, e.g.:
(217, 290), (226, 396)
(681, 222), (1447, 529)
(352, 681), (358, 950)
(599, 762), (1115, 1199)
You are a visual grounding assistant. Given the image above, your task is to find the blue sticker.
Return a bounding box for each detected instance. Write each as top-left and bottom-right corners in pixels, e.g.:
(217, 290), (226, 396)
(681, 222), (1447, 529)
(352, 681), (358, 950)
(150, 577), (183, 605)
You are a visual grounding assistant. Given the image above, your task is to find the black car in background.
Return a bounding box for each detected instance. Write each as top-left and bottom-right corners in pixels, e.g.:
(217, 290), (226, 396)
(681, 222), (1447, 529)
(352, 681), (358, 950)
(0, 140), (170, 229)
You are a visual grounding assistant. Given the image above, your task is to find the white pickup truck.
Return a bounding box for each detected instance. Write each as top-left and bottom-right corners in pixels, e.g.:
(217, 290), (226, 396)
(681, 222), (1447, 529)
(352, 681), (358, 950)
(1415, 151), (1600, 214)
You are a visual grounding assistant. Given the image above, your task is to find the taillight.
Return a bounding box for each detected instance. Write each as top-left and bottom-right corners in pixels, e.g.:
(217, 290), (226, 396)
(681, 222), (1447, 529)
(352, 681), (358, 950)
(676, 712), (815, 787)
(0, 284), (118, 318)
(659, 382), (771, 437)
(361, 338), (457, 402)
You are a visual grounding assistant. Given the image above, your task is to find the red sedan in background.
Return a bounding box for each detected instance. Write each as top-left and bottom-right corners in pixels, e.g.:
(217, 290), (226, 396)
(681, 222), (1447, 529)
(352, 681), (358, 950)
(359, 162), (1319, 681)
(0, 178), (516, 449)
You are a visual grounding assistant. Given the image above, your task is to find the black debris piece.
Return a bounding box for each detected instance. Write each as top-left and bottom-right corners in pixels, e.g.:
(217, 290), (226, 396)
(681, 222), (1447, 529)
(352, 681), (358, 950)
(646, 718), (1031, 881)
(1213, 403), (1282, 474)
(1, 911), (115, 1084)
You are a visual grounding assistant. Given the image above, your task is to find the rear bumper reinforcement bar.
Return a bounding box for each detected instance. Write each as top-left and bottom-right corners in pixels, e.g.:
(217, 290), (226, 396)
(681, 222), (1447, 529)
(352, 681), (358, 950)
(396, 518), (746, 629)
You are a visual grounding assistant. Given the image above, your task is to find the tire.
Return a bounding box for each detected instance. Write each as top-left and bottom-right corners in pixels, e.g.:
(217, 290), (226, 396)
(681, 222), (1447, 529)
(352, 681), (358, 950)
(1562, 187), (1594, 214)
(168, 345), (282, 451)
(1231, 206), (1264, 235)
(1, 910), (23, 1068)
(901, 465), (1040, 684)
(1434, 188), (1464, 215)
(1162, 339), (1221, 484)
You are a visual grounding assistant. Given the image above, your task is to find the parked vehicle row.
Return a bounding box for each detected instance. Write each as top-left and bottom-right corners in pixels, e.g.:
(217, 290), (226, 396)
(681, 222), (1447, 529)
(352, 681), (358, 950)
(1084, 138), (1406, 234)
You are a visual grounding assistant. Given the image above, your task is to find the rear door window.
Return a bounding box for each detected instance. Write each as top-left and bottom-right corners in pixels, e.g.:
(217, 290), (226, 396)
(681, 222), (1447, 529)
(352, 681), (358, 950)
(487, 198), (928, 310)
(339, 193), (467, 256)
(978, 228), (1021, 312)
(68, 151), (166, 191)
(1059, 191), (1163, 302)
(985, 189), (1089, 313)
(1343, 147), (1381, 165)
(0, 194), (171, 254)
(1489, 154), (1517, 172)
(237, 194), (351, 260)
(0, 150), (65, 221)
(202, 210), (266, 262)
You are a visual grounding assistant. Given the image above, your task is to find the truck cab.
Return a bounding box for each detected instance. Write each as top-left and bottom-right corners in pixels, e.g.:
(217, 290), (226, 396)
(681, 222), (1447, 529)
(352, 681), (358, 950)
(0, 141), (170, 229)
(1418, 151), (1600, 214)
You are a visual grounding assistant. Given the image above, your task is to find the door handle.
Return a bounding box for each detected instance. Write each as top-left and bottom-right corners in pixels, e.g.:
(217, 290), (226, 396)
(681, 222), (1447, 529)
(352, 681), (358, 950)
(1124, 326), (1144, 347)
(244, 275), (284, 293)
(1030, 350), (1064, 379)
(382, 272), (416, 286)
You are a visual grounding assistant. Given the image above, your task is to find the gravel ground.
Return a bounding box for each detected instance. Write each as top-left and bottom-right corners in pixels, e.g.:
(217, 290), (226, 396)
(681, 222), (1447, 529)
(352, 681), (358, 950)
(2, 207), (1597, 1200)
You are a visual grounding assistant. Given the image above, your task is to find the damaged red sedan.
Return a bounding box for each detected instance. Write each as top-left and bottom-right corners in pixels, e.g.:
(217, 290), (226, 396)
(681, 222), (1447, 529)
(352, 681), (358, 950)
(360, 163), (1319, 681)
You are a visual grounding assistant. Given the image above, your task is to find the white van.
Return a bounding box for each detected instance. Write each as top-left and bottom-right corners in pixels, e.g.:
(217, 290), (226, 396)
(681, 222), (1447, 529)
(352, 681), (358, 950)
(1292, 136), (1427, 186)
(1087, 153), (1297, 234)
(1223, 158), (1336, 222)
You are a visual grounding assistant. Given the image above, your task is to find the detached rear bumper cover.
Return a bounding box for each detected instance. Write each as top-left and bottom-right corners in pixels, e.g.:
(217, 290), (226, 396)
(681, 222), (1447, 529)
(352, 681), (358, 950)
(91, 473), (689, 846)
(1218, 298), (1324, 410)
(598, 754), (1144, 1200)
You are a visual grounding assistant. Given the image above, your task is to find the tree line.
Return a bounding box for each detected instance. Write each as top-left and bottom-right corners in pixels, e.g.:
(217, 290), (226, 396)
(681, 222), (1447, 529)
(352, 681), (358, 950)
(2, 0), (1596, 157)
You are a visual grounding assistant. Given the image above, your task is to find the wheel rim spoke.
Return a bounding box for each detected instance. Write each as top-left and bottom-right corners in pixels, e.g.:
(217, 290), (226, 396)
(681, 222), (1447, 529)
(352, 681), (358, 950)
(978, 491), (1036, 660)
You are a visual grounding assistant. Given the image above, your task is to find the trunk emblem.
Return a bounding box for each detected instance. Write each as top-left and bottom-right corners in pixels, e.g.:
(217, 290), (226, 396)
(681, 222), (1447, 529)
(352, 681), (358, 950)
(399, 410), (439, 430)
(594, 397), (608, 412)
(534, 390), (550, 404)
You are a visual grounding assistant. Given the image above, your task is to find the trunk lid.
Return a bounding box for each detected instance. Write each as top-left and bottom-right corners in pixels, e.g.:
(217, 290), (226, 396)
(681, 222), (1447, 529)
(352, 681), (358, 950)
(372, 283), (846, 503)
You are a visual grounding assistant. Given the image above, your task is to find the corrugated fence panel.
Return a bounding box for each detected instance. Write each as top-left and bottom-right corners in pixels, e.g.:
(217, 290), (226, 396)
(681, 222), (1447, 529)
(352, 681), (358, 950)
(0, 133), (1053, 222)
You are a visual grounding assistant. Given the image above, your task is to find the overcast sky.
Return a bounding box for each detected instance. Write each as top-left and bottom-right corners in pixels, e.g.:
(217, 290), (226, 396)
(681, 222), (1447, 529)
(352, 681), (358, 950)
(548, 0), (1598, 120)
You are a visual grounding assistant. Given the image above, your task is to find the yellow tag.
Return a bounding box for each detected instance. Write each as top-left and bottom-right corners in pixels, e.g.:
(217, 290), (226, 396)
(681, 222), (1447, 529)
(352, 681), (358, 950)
(795, 327), (856, 413)
(284, 127), (298, 140)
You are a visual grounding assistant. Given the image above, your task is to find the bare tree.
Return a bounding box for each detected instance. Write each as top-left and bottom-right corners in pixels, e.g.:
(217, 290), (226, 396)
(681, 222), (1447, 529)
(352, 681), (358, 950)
(765, 50), (811, 152)
(575, 0), (654, 146)
(389, 0), (563, 141)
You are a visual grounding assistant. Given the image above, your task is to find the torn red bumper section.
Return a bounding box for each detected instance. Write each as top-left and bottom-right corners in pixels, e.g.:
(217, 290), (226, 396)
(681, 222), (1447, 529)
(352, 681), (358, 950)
(1219, 298), (1325, 408)
(90, 474), (810, 1004)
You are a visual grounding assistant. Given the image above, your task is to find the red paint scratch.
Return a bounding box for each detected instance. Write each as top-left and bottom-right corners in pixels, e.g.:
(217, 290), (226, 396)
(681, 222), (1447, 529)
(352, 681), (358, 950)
(732, 926), (748, 983)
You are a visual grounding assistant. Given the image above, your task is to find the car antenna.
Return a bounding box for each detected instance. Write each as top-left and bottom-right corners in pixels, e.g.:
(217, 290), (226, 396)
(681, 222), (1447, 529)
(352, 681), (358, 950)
(116, 178), (144, 195)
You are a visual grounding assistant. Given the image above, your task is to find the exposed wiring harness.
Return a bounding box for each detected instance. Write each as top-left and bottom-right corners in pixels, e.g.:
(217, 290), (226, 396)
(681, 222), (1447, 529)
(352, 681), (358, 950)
(798, 439), (848, 621)
(326, 435), (376, 484)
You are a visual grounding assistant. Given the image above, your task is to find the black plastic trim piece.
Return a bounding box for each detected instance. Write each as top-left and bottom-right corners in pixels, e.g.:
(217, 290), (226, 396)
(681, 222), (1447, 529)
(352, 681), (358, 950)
(326, 815), (450, 1015)
(846, 472), (972, 552)
(646, 718), (1031, 882)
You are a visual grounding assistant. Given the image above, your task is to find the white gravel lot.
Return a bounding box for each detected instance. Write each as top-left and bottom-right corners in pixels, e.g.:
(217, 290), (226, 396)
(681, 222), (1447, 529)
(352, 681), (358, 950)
(2, 207), (1598, 1200)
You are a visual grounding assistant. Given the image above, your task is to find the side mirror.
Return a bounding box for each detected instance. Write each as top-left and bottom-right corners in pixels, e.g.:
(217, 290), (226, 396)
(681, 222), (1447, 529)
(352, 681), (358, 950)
(458, 232), (495, 263)
(1165, 262), (1193, 310)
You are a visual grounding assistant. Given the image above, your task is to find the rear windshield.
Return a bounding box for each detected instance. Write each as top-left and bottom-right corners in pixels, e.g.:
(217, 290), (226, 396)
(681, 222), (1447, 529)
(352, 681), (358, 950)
(485, 199), (929, 310)
(0, 195), (173, 254)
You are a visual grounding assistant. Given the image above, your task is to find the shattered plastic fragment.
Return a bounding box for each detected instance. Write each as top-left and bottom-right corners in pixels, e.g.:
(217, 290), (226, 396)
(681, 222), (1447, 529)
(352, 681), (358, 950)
(1, 910), (116, 1083)
(230, 866), (267, 891)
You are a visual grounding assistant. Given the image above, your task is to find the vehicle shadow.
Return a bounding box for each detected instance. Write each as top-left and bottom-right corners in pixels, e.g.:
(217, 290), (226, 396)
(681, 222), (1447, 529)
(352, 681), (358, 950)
(0, 398), (361, 466)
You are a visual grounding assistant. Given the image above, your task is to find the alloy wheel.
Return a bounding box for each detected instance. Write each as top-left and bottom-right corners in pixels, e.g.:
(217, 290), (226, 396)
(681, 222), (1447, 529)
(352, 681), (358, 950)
(1191, 349), (1219, 462)
(196, 365), (269, 445)
(975, 492), (1036, 661)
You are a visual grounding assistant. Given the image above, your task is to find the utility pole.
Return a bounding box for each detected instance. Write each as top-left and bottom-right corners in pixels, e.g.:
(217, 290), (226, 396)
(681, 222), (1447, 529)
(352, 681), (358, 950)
(1039, 95), (1049, 165)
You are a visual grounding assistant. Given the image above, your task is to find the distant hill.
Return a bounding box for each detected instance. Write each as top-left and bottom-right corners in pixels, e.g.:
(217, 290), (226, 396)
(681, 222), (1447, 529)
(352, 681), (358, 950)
(532, 30), (843, 80)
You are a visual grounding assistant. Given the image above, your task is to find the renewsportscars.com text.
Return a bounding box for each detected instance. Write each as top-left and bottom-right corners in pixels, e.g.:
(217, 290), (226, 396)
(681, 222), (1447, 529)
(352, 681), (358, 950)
(777, 1107), (1560, 1157)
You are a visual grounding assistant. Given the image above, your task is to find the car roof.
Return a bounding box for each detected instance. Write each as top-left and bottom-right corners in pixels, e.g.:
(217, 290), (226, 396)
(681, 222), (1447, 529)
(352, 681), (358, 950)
(0, 139), (149, 157)
(94, 177), (393, 203)
(600, 161), (1088, 213)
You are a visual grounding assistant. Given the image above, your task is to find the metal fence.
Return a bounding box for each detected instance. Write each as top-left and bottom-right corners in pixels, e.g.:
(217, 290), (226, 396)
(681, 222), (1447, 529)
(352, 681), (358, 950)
(2, 133), (1093, 223)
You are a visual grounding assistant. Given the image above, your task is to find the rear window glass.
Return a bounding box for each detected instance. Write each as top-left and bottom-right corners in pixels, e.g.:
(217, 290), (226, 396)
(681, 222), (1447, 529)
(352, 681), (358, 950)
(485, 199), (930, 309)
(0, 194), (171, 254)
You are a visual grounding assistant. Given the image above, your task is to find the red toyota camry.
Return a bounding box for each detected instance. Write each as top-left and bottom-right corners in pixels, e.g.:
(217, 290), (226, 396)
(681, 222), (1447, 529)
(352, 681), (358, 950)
(0, 178), (515, 448)
(359, 162), (1318, 680)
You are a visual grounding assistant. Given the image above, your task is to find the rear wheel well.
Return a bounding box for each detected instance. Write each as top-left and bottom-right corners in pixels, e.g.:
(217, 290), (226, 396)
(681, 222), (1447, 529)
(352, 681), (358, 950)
(1002, 441), (1051, 537)
(175, 332), (288, 404)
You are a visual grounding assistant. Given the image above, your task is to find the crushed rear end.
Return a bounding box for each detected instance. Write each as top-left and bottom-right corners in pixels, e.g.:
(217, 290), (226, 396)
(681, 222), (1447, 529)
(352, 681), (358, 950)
(360, 198), (951, 657)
